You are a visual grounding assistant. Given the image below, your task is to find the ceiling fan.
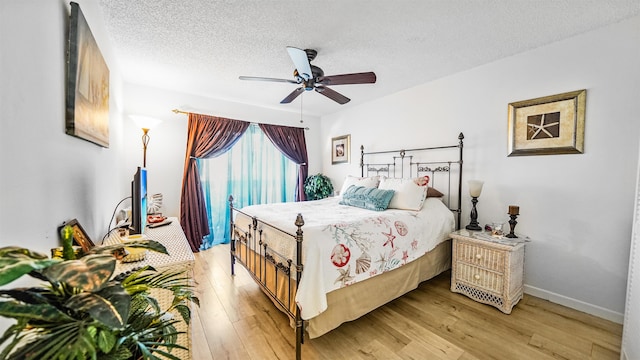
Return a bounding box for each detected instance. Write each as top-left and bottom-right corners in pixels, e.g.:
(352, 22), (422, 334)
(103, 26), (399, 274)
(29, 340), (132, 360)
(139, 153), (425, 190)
(239, 47), (376, 105)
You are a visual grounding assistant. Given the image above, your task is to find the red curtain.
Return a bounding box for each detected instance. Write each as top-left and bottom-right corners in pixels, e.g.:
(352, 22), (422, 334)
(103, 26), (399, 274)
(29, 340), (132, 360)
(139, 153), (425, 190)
(259, 123), (309, 201)
(179, 113), (249, 252)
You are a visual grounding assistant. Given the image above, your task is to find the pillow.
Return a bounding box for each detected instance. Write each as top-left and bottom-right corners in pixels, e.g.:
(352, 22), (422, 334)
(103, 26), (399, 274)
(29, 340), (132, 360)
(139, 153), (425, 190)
(339, 175), (380, 196)
(339, 185), (395, 211)
(427, 187), (444, 198)
(413, 176), (444, 197)
(378, 176), (428, 211)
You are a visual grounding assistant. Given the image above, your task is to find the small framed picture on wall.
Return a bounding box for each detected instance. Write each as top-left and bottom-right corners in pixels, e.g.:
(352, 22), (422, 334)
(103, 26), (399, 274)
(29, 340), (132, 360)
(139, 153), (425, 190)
(331, 134), (350, 164)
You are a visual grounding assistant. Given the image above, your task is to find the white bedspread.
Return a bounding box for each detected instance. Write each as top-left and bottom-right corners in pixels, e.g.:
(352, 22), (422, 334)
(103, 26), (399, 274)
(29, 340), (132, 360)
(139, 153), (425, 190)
(235, 197), (455, 320)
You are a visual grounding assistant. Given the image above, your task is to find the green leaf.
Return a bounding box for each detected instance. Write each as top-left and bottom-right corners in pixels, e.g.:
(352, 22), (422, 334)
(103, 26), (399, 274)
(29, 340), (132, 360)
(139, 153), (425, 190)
(0, 300), (72, 322)
(0, 246), (49, 259)
(7, 320), (95, 360)
(0, 257), (61, 286)
(174, 304), (191, 324)
(91, 240), (169, 256)
(0, 287), (52, 305)
(105, 346), (133, 360)
(43, 254), (115, 292)
(65, 285), (131, 329)
(97, 328), (116, 353)
(0, 321), (28, 359)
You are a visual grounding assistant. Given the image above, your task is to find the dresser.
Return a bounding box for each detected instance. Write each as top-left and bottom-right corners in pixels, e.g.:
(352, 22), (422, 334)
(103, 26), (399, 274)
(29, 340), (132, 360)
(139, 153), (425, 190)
(450, 229), (526, 314)
(103, 218), (195, 359)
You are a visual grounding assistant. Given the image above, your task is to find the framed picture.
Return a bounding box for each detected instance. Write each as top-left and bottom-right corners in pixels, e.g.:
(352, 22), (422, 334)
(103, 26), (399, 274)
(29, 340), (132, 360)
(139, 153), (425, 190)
(508, 89), (586, 156)
(331, 134), (351, 164)
(59, 219), (95, 253)
(65, 2), (110, 148)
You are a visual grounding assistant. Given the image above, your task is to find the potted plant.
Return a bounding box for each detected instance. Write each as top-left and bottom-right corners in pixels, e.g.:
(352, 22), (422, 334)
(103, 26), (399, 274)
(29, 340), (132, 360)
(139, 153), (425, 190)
(0, 241), (199, 360)
(304, 173), (334, 200)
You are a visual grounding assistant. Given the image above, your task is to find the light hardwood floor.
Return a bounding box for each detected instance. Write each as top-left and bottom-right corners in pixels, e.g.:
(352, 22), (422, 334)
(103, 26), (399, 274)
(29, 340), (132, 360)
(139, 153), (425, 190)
(190, 244), (622, 360)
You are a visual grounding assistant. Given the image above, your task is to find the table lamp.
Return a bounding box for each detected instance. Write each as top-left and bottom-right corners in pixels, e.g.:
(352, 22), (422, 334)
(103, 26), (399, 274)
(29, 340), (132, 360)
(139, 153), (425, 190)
(465, 180), (484, 231)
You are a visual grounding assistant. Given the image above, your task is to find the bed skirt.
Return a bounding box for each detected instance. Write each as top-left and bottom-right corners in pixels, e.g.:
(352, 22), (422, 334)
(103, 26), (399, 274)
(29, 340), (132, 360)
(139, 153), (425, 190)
(237, 238), (451, 339)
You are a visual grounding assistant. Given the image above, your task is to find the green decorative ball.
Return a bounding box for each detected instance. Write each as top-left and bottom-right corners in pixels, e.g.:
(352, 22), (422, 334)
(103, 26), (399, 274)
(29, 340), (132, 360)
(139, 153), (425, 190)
(304, 174), (334, 200)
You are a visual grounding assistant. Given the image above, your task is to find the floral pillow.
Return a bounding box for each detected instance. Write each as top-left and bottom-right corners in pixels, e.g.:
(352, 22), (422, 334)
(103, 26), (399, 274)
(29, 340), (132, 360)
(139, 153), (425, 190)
(412, 175), (445, 197)
(378, 176), (429, 211)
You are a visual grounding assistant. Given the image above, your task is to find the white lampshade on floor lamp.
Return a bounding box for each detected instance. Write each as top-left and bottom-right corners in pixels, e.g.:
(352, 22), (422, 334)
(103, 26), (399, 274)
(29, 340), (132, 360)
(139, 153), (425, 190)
(465, 180), (484, 231)
(130, 115), (162, 168)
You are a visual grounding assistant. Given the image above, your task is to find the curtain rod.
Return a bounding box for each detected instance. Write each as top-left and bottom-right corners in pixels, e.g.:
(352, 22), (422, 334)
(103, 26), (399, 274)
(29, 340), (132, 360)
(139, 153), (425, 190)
(172, 108), (309, 130)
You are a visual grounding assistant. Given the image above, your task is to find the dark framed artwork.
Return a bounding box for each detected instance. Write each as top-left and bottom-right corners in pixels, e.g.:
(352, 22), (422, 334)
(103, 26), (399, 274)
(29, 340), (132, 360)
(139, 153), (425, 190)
(331, 134), (350, 164)
(65, 2), (110, 147)
(59, 219), (95, 253)
(507, 89), (586, 156)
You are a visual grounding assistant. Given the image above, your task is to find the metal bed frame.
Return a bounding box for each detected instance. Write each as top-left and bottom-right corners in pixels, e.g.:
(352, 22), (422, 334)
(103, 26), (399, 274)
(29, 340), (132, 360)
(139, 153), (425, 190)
(229, 132), (464, 360)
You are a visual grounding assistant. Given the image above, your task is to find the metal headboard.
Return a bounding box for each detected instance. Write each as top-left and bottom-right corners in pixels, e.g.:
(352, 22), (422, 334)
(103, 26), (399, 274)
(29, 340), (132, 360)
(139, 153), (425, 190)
(360, 132), (464, 229)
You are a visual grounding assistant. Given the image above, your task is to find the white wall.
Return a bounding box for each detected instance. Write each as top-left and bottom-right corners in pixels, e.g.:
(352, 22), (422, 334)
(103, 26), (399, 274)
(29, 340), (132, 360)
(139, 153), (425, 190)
(0, 0), (128, 335)
(621, 142), (640, 360)
(320, 16), (640, 322)
(119, 83), (323, 217)
(0, 0), (128, 250)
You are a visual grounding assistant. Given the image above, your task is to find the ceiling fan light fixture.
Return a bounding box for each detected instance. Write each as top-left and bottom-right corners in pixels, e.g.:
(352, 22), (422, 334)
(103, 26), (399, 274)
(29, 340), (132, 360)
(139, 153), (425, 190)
(240, 47), (376, 105)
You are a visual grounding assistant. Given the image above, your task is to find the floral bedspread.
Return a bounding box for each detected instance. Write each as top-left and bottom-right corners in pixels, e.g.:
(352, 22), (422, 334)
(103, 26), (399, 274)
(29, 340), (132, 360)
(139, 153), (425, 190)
(235, 197), (455, 320)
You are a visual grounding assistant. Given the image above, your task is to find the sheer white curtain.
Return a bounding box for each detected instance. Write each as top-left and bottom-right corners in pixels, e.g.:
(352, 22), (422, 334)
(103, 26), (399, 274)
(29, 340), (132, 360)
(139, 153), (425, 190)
(198, 124), (297, 250)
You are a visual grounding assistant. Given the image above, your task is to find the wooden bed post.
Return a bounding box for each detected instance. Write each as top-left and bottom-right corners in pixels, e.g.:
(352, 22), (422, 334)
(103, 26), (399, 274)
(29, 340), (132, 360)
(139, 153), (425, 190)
(295, 213), (305, 360)
(229, 195), (236, 275)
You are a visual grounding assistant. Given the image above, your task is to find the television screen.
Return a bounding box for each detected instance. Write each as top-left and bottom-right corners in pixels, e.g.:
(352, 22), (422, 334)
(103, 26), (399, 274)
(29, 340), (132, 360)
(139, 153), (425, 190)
(131, 167), (147, 235)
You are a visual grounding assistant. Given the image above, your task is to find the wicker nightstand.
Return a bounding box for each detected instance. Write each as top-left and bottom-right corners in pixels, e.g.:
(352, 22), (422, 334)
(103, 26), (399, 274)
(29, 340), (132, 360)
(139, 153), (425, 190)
(450, 229), (527, 314)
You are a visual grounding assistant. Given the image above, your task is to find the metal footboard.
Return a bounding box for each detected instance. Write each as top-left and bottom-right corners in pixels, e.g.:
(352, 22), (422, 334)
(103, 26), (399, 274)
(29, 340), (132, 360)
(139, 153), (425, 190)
(228, 196), (305, 360)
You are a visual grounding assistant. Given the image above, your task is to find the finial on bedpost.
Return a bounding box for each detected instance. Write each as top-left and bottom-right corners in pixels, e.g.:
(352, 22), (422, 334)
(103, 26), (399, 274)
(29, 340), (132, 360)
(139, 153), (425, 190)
(228, 195), (234, 209)
(295, 213), (305, 229)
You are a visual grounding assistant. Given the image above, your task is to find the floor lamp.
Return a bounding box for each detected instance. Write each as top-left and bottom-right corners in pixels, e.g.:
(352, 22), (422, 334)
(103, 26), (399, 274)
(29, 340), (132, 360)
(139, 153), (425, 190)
(130, 115), (162, 168)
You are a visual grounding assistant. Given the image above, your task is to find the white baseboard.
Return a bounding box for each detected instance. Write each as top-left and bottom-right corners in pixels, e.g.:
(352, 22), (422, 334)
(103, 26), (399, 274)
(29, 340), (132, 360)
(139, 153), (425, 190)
(524, 284), (624, 324)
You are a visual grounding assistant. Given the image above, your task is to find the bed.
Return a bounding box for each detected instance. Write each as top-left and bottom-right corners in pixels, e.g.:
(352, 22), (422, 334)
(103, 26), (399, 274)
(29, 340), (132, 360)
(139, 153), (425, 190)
(229, 133), (464, 359)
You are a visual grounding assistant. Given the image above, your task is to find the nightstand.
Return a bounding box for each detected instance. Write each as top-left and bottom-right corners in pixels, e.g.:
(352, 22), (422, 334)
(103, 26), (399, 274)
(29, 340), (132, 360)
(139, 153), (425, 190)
(449, 229), (527, 314)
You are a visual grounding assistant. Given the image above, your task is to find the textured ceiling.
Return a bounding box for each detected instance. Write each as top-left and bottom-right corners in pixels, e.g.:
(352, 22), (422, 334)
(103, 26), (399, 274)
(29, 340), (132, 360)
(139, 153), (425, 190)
(97, 0), (640, 117)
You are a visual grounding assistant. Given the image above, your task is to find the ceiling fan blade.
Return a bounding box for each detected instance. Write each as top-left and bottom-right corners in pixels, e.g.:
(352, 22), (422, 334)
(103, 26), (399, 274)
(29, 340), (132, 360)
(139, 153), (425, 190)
(317, 72), (376, 86)
(315, 86), (350, 104)
(286, 47), (313, 81)
(280, 87), (305, 104)
(239, 76), (299, 84)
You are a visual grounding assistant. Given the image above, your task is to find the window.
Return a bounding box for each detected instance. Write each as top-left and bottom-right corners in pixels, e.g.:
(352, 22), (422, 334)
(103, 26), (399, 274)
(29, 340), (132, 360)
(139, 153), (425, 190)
(198, 124), (297, 249)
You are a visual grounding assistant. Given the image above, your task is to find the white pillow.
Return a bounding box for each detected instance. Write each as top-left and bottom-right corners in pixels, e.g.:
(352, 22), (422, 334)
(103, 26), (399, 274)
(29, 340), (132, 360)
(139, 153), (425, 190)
(378, 177), (428, 211)
(339, 175), (380, 196)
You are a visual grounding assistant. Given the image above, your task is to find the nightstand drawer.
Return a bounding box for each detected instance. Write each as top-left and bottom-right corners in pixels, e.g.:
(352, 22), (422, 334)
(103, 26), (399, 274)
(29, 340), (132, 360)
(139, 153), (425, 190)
(455, 262), (504, 294)
(455, 240), (505, 272)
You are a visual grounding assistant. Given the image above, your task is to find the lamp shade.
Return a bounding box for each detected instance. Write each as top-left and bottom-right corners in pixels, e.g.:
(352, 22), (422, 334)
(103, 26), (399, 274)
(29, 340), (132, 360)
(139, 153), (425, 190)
(130, 115), (162, 130)
(468, 180), (484, 197)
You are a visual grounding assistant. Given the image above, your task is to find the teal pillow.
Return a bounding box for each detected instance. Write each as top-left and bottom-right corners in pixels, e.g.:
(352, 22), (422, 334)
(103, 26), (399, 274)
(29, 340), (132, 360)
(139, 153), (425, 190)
(339, 185), (395, 211)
